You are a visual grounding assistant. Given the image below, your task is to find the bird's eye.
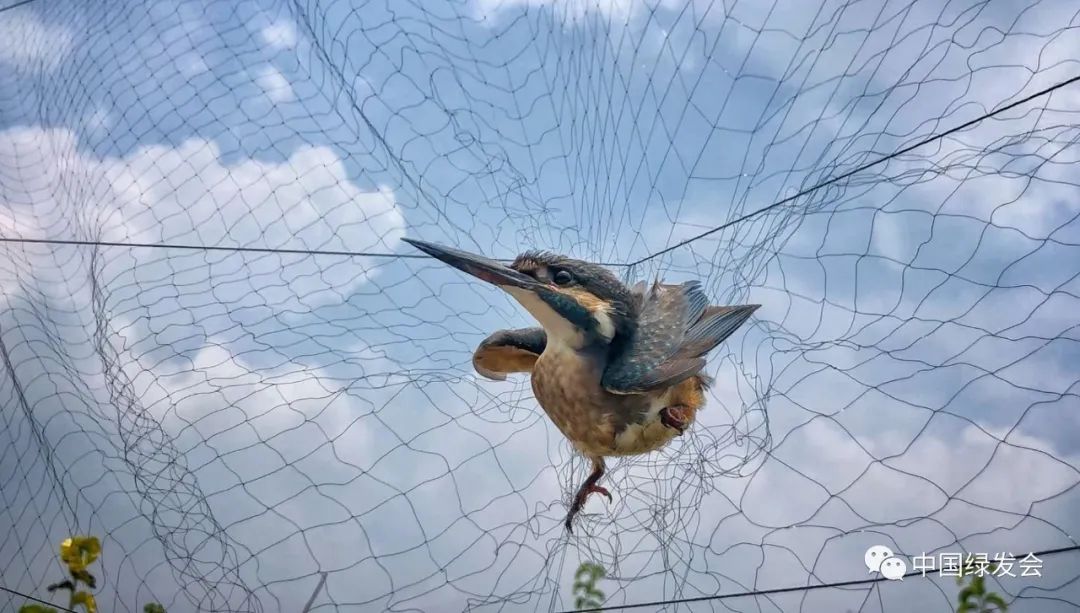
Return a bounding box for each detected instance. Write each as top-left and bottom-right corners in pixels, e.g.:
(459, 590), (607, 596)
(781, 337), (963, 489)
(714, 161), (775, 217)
(553, 270), (574, 286)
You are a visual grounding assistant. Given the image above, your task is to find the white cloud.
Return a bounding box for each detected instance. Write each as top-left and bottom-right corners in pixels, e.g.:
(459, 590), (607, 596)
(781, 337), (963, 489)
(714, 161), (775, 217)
(0, 126), (405, 315)
(469, 0), (699, 27)
(473, 0), (637, 24)
(113, 327), (377, 465)
(255, 65), (294, 102)
(260, 20), (298, 50)
(0, 11), (74, 71)
(0, 123), (414, 609)
(0, 128), (95, 309)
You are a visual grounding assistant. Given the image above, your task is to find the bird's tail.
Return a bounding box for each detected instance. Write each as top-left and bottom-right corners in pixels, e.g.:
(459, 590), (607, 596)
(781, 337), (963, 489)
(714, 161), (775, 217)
(679, 303), (761, 359)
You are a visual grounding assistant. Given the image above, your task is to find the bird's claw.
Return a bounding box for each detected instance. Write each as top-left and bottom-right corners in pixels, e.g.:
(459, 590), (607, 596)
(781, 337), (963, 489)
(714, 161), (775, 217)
(565, 484), (613, 532)
(586, 484), (613, 502)
(660, 404), (691, 434)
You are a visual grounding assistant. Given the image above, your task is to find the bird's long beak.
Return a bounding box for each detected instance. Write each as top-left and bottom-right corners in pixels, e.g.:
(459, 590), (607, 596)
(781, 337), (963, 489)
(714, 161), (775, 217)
(402, 238), (540, 289)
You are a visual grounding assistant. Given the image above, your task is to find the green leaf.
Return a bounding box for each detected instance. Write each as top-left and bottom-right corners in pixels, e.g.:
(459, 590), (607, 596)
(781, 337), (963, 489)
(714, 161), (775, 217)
(19, 605), (58, 613)
(984, 593), (1008, 612)
(572, 561), (605, 609)
(575, 563), (602, 582)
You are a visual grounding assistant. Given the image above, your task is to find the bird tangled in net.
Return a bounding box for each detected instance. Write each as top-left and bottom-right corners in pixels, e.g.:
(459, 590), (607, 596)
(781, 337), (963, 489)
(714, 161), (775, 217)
(403, 238), (758, 532)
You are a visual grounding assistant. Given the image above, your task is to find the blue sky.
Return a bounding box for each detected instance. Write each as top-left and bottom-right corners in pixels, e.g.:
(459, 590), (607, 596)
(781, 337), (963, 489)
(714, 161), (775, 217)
(2, 0), (1080, 611)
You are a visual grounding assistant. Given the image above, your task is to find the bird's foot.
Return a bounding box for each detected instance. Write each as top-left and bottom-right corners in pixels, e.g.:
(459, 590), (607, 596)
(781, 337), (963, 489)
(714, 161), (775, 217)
(564, 483), (612, 533)
(660, 404), (691, 435)
(581, 483), (613, 503)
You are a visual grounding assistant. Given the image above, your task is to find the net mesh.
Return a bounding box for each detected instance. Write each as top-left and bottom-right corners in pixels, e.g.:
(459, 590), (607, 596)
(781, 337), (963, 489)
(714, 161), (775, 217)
(1, 0), (1079, 611)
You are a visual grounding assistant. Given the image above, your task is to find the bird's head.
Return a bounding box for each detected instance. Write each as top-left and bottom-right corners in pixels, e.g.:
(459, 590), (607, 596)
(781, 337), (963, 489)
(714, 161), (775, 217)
(403, 238), (633, 349)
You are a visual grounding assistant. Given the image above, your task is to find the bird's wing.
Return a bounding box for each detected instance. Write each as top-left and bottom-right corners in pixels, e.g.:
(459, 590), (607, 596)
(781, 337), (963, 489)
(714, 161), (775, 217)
(472, 327), (547, 381)
(601, 281), (759, 393)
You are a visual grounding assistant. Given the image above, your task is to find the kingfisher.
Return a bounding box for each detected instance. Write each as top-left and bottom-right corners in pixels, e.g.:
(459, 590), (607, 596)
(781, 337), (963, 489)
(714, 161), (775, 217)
(402, 238), (759, 532)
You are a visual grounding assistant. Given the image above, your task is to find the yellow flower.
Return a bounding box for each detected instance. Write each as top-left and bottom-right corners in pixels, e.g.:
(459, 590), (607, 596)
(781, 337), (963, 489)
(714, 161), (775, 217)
(59, 537), (100, 573)
(70, 592), (97, 613)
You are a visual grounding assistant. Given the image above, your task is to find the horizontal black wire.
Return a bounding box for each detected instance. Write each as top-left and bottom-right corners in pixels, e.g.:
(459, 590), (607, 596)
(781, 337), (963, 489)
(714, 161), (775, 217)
(0, 236), (435, 260)
(0, 237), (632, 267)
(0, 80), (1075, 277)
(1, 72), (1076, 272)
(558, 544), (1080, 613)
(2, 62), (1074, 272)
(0, 584), (79, 613)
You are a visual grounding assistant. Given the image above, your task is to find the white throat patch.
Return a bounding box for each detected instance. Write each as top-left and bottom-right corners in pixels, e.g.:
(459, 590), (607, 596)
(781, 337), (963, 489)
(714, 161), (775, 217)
(503, 286), (586, 349)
